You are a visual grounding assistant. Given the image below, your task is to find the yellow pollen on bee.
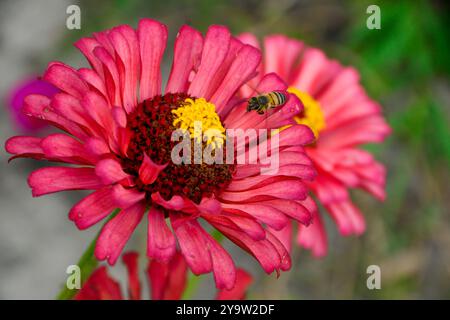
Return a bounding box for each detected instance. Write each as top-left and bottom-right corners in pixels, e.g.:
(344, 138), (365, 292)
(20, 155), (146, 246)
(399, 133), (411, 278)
(172, 98), (226, 148)
(288, 87), (326, 138)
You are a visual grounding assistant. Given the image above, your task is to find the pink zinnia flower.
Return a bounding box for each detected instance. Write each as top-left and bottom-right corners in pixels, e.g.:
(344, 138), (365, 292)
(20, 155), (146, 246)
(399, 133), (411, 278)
(238, 34), (390, 256)
(6, 77), (58, 132)
(5, 20), (316, 289)
(75, 251), (252, 300)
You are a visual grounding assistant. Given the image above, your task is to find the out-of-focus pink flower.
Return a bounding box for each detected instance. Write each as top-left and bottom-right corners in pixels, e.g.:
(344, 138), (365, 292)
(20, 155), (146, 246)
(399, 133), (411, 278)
(147, 251), (188, 300)
(75, 251), (252, 300)
(6, 77), (58, 133)
(5, 19), (316, 290)
(216, 269), (253, 300)
(75, 251), (179, 300)
(238, 34), (391, 257)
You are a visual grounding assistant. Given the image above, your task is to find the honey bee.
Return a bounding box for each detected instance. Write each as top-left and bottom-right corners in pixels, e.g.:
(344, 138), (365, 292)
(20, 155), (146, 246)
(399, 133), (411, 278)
(246, 91), (288, 115)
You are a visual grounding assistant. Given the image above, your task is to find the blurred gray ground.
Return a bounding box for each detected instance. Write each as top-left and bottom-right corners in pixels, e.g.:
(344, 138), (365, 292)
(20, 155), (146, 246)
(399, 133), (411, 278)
(0, 0), (95, 299)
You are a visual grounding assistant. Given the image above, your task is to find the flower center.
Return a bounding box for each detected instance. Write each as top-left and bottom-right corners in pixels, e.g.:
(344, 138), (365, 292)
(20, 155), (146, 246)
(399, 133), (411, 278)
(122, 93), (234, 204)
(288, 87), (326, 138)
(172, 98), (226, 148)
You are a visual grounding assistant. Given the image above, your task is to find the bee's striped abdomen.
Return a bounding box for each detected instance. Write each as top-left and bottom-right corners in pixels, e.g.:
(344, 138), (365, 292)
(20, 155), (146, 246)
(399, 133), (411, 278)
(267, 91), (287, 107)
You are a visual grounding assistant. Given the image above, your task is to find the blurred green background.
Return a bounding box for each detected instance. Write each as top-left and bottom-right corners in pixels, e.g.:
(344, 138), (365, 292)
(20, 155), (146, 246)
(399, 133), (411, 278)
(1, 0), (449, 299)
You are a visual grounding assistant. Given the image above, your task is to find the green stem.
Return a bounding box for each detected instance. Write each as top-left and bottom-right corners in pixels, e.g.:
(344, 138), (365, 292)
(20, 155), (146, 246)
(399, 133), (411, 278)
(56, 209), (120, 300)
(182, 272), (203, 300)
(211, 229), (225, 242)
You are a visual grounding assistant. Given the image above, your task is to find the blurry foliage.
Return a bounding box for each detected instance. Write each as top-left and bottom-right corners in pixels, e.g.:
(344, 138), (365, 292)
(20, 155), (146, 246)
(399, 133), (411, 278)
(63, 0), (449, 298)
(346, 0), (450, 299)
(349, 0), (450, 166)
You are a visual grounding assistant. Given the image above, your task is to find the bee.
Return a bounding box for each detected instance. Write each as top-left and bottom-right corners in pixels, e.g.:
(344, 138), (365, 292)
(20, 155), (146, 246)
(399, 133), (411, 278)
(246, 91), (288, 115)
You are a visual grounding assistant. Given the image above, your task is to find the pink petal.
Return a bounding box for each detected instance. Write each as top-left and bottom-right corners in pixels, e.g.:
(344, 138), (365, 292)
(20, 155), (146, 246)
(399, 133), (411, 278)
(258, 199), (312, 226)
(51, 92), (101, 136)
(5, 136), (44, 160)
(43, 62), (89, 99)
(78, 68), (109, 103)
(84, 137), (110, 159)
(227, 164), (315, 191)
(166, 25), (203, 94)
(74, 266), (123, 300)
(263, 35), (303, 81)
(211, 223), (282, 274)
(277, 164), (316, 180)
(327, 201), (366, 236)
(236, 32), (263, 99)
(216, 268), (253, 300)
(93, 31), (115, 56)
(138, 18), (167, 101)
(95, 158), (131, 185)
(122, 252), (141, 300)
(82, 92), (115, 134)
(148, 252), (188, 300)
(196, 197), (222, 215)
(41, 133), (95, 164)
(312, 175), (348, 205)
(23, 94), (88, 140)
(69, 186), (117, 230)
(318, 67), (360, 115)
(95, 201), (146, 265)
(204, 211), (266, 241)
(110, 25), (140, 112)
(108, 28), (134, 111)
(300, 195), (318, 215)
(112, 106), (127, 128)
(269, 223), (292, 253)
(278, 124), (315, 148)
(219, 179), (308, 202)
(93, 46), (121, 106)
(82, 91), (120, 153)
(237, 32), (260, 49)
(204, 37), (244, 103)
(112, 184), (145, 208)
(265, 230), (291, 271)
(151, 192), (186, 211)
(138, 153), (167, 185)
(290, 48), (329, 94)
(212, 44), (261, 113)
(319, 116), (390, 149)
(198, 227), (236, 290)
(297, 214), (327, 258)
(220, 202), (289, 230)
(170, 215), (213, 275)
(74, 37), (104, 77)
(188, 25), (231, 99)
(28, 167), (103, 197)
(147, 207), (176, 262)
(324, 99), (381, 132)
